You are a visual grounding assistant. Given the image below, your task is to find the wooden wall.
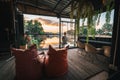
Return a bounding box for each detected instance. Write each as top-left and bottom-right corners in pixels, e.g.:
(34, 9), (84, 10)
(0, 1), (15, 53)
(110, 0), (120, 70)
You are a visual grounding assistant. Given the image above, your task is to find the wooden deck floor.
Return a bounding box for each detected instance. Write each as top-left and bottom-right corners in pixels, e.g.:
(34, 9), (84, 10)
(42, 48), (109, 80)
(0, 48), (109, 80)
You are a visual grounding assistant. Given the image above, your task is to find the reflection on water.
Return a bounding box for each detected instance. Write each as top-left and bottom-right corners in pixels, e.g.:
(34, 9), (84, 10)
(40, 37), (59, 48)
(39, 36), (76, 49)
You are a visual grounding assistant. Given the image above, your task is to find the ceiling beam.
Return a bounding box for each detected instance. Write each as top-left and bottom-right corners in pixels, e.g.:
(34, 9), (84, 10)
(52, 0), (62, 11)
(16, 1), (57, 14)
(59, 0), (74, 14)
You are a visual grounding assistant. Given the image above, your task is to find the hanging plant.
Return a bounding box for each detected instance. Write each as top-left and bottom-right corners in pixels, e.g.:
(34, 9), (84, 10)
(70, 0), (114, 43)
(96, 9), (102, 26)
(70, 0), (94, 34)
(82, 18), (85, 27)
(104, 0), (114, 24)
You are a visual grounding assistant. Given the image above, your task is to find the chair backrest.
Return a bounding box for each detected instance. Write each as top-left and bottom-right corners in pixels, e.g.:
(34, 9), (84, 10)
(85, 43), (97, 53)
(103, 46), (111, 57)
(76, 41), (85, 49)
(11, 44), (43, 80)
(44, 45), (68, 77)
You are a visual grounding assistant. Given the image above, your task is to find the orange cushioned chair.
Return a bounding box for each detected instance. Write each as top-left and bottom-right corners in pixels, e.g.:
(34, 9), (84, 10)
(76, 41), (85, 55)
(85, 43), (103, 54)
(11, 44), (44, 80)
(44, 45), (68, 77)
(84, 43), (103, 62)
(103, 46), (111, 57)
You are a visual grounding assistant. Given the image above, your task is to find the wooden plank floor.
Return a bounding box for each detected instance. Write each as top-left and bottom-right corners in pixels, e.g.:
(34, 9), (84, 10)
(0, 57), (15, 80)
(42, 48), (109, 80)
(0, 48), (109, 80)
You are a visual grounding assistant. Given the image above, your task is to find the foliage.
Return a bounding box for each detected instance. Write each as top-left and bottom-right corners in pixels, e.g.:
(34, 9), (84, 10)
(24, 20), (44, 35)
(102, 23), (113, 32)
(79, 26), (96, 36)
(96, 29), (104, 35)
(102, 23), (113, 35)
(31, 37), (39, 48)
(96, 23), (113, 36)
(70, 0), (114, 43)
(24, 20), (44, 48)
(79, 26), (87, 36)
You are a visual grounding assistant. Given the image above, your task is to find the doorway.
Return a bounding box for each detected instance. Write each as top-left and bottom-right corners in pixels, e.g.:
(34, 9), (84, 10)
(60, 20), (77, 48)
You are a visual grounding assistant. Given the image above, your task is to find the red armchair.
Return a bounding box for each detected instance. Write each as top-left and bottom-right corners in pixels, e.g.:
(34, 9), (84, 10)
(44, 45), (68, 77)
(11, 44), (44, 80)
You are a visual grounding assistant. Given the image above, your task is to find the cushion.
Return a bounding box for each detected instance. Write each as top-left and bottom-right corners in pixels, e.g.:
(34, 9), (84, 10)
(77, 41), (85, 49)
(44, 45), (68, 77)
(85, 43), (97, 53)
(11, 44), (43, 80)
(19, 45), (27, 49)
(103, 46), (111, 57)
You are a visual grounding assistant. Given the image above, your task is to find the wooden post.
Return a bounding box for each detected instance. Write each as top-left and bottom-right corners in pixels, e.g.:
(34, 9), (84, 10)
(110, 0), (120, 70)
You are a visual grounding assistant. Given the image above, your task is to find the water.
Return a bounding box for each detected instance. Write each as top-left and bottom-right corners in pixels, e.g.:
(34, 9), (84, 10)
(40, 37), (59, 48)
(39, 36), (75, 49)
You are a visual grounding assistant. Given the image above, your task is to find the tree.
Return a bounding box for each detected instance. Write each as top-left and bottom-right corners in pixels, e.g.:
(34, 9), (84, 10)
(24, 20), (44, 35)
(24, 20), (44, 48)
(96, 23), (113, 36)
(102, 23), (113, 35)
(96, 29), (104, 35)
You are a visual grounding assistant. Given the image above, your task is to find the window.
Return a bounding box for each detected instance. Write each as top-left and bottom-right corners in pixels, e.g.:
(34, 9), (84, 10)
(79, 9), (114, 38)
(24, 14), (59, 49)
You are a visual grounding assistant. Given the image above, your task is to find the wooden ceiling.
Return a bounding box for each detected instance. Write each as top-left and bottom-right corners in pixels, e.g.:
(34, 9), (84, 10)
(15, 0), (114, 18)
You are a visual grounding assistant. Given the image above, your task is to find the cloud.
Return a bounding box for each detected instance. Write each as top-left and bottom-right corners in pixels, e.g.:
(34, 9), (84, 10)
(24, 15), (67, 33)
(24, 16), (30, 20)
(34, 18), (65, 27)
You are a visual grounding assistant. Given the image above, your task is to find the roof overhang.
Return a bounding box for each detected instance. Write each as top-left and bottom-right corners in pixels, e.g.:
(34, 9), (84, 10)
(15, 0), (114, 18)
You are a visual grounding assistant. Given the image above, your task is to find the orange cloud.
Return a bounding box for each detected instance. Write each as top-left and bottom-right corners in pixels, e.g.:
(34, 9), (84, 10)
(34, 18), (65, 27)
(24, 16), (67, 33)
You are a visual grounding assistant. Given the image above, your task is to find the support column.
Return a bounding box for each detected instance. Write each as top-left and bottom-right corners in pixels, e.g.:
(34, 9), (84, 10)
(59, 17), (62, 48)
(110, 0), (120, 71)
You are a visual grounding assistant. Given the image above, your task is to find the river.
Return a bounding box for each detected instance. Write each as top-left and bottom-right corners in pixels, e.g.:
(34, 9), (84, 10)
(39, 37), (59, 48)
(39, 36), (75, 49)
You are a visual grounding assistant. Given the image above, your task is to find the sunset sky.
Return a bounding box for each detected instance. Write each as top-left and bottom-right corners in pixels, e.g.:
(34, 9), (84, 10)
(24, 9), (114, 33)
(24, 15), (60, 33)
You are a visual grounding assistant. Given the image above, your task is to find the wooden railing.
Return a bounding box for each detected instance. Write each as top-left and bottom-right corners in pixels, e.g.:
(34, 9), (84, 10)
(78, 36), (112, 48)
